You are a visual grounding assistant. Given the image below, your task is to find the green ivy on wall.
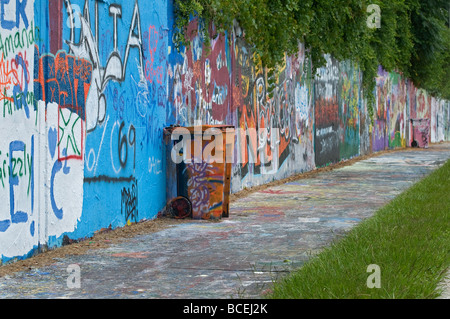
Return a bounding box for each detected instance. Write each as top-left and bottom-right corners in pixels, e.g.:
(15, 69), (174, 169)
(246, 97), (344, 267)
(173, 0), (450, 117)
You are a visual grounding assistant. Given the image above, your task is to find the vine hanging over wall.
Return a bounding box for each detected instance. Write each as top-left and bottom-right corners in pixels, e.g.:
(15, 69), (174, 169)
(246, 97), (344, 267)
(173, 0), (450, 117)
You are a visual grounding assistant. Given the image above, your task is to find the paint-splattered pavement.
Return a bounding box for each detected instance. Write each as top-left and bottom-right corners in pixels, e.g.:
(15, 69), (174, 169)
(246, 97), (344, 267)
(1, 144), (449, 299)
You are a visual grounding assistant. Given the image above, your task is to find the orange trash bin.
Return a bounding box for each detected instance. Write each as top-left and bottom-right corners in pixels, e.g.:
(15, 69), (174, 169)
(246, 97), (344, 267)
(164, 125), (235, 220)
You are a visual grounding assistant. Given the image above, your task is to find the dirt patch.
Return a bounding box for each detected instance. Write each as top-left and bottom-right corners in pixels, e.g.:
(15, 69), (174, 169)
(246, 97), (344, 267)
(0, 217), (191, 278)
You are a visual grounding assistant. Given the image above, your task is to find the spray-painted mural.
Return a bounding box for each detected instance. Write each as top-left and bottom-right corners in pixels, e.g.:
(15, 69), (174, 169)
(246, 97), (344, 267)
(0, 0), (38, 261)
(58, 0), (169, 241)
(1, 0), (170, 263)
(373, 67), (409, 151)
(313, 55), (363, 167)
(1, 0), (450, 264)
(168, 20), (316, 192)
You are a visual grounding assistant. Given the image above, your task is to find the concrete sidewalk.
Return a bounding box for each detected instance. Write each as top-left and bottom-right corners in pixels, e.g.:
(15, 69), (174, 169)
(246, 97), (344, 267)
(0, 144), (449, 299)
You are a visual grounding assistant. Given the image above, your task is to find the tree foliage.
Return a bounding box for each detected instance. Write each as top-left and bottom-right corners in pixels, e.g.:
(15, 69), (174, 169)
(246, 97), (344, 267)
(173, 0), (450, 106)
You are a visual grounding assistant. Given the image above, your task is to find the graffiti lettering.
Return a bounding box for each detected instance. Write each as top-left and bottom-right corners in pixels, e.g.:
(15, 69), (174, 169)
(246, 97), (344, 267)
(33, 47), (93, 115)
(121, 178), (138, 223)
(148, 156), (162, 175)
(145, 25), (163, 85)
(0, 138), (33, 191)
(0, 0), (29, 30)
(0, 23), (34, 59)
(0, 136), (34, 233)
(64, 0), (145, 132)
(50, 152), (71, 220)
(117, 121), (136, 169)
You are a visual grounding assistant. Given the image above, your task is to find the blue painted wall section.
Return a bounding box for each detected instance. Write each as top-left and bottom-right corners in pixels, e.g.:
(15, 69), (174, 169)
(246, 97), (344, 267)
(59, 0), (169, 239)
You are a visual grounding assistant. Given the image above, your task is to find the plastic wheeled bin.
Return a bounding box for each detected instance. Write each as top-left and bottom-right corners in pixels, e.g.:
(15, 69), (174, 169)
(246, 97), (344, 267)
(164, 125), (235, 220)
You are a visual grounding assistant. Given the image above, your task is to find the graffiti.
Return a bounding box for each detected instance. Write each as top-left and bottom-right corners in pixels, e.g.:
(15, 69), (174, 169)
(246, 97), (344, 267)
(63, 0), (145, 133)
(314, 98), (339, 164)
(444, 102), (450, 141)
(0, 23), (35, 59)
(121, 178), (138, 223)
(0, 50), (33, 120)
(232, 40), (307, 179)
(0, 0), (35, 245)
(295, 83), (309, 127)
(33, 47), (92, 114)
(372, 68), (409, 151)
(211, 82), (227, 105)
(50, 149), (71, 220)
(411, 118), (430, 148)
(0, 52), (20, 92)
(312, 57), (363, 166)
(108, 120), (137, 173)
(1, 0), (450, 265)
(0, 138), (33, 190)
(8, 138), (33, 222)
(314, 55), (340, 167)
(115, 121), (136, 169)
(0, 136), (33, 233)
(58, 106), (83, 160)
(339, 61), (361, 159)
(145, 25), (164, 85)
(436, 106), (445, 142)
(40, 100), (85, 249)
(168, 21), (316, 191)
(421, 127), (429, 146)
(168, 19), (231, 125)
(0, 0), (29, 30)
(10, 51), (30, 115)
(148, 156), (162, 175)
(185, 162), (221, 219)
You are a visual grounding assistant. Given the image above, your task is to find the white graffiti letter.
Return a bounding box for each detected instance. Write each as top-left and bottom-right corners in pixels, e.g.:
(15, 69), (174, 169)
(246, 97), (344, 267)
(123, 0), (145, 81)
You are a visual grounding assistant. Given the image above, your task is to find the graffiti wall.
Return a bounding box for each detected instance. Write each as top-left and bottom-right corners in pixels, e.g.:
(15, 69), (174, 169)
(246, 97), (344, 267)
(57, 0), (169, 241)
(372, 67), (409, 151)
(0, 0), (38, 261)
(1, 0), (170, 263)
(168, 20), (316, 192)
(313, 56), (362, 167)
(167, 18), (450, 192)
(1, 1), (450, 264)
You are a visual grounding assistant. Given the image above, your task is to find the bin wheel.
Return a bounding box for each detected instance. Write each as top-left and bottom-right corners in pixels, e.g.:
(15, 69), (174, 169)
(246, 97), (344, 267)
(411, 140), (418, 148)
(167, 196), (192, 219)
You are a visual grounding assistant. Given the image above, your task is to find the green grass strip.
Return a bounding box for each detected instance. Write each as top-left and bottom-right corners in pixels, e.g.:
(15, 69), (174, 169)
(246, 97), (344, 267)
(268, 159), (450, 299)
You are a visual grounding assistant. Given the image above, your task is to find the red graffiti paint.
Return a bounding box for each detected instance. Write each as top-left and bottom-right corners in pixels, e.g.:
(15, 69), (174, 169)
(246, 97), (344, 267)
(0, 53), (22, 97)
(145, 25), (164, 85)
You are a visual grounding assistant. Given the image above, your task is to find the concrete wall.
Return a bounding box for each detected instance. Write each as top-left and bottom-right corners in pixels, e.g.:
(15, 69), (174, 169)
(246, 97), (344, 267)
(168, 24), (317, 192)
(1, 0), (449, 264)
(1, 0), (170, 263)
